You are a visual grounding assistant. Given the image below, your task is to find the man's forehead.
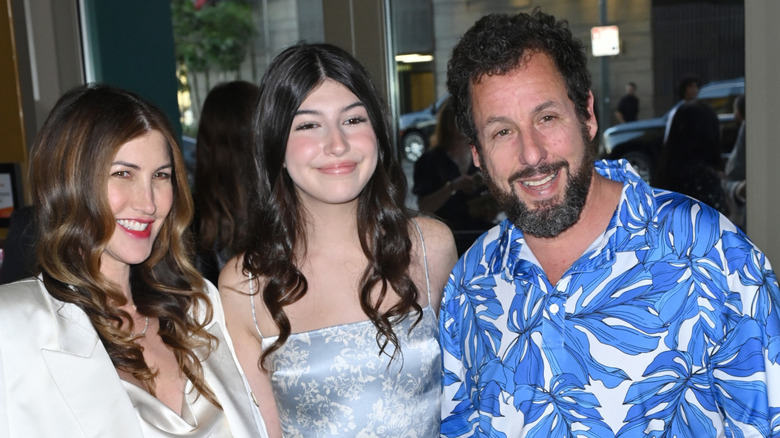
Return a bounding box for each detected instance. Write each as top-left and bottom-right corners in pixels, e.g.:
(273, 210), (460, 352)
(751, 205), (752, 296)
(469, 50), (547, 86)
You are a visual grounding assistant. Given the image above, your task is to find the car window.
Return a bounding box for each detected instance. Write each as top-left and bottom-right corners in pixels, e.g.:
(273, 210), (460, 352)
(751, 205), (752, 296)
(698, 80), (744, 115)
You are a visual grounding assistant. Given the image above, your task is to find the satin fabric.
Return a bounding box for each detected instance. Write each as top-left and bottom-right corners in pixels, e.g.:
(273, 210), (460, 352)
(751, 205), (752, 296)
(122, 379), (230, 436)
(262, 307), (442, 437)
(0, 278), (267, 438)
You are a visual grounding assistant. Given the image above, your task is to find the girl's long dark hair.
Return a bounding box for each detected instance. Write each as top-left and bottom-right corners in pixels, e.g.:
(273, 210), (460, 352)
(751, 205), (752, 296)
(30, 84), (220, 406)
(242, 43), (420, 367)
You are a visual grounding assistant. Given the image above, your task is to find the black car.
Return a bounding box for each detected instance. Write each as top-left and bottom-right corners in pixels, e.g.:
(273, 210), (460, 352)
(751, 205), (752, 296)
(600, 77), (744, 182)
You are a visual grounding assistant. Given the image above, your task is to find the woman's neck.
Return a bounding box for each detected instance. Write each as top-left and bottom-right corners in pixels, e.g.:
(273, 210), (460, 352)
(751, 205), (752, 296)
(300, 199), (361, 252)
(99, 261), (133, 303)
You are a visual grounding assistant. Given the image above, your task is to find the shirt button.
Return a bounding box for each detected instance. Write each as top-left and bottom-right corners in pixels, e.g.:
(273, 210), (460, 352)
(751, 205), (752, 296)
(550, 303), (560, 314)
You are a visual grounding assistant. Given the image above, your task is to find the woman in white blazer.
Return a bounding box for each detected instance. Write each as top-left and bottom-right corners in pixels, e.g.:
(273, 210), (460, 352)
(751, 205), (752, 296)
(0, 84), (267, 438)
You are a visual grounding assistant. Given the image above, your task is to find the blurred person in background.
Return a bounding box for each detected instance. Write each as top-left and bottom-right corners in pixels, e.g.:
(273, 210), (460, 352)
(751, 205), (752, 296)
(724, 93), (747, 231)
(0, 205), (36, 285)
(413, 98), (498, 254)
(663, 74), (701, 143)
(614, 81), (639, 123)
(192, 81), (260, 284)
(654, 99), (729, 215)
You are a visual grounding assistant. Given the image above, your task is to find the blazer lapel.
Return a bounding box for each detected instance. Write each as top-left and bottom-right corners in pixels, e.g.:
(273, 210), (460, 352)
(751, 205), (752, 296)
(41, 300), (143, 438)
(200, 321), (269, 438)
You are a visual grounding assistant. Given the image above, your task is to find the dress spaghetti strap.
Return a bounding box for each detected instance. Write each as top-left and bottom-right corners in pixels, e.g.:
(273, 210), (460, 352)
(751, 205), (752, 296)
(410, 218), (432, 307)
(249, 218), (432, 338)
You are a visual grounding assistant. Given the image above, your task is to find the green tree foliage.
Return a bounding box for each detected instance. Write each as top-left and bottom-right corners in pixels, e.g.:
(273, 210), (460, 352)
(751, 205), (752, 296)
(171, 0), (255, 132)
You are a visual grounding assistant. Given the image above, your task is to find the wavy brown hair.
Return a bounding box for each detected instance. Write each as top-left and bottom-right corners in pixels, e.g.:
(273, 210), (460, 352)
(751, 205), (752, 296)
(193, 80), (260, 282)
(29, 84), (219, 406)
(242, 43), (420, 367)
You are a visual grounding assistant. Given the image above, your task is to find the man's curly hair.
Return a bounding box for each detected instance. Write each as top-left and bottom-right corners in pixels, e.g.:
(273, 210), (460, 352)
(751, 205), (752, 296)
(446, 8), (592, 148)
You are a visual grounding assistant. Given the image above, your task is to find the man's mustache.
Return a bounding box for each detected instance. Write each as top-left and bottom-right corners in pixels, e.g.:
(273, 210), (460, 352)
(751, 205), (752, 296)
(507, 161), (568, 185)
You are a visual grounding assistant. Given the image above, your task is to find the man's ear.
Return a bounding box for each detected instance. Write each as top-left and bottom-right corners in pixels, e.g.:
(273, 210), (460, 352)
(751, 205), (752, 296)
(471, 144), (481, 168)
(585, 91), (598, 142)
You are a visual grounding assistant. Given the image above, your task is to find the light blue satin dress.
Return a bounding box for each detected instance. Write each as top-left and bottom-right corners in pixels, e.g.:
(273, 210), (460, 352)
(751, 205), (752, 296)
(251, 221), (441, 437)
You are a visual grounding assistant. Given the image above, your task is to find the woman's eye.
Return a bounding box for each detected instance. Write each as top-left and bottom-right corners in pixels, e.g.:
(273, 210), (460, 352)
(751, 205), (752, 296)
(112, 170), (130, 178)
(154, 171), (171, 179)
(344, 116), (368, 125)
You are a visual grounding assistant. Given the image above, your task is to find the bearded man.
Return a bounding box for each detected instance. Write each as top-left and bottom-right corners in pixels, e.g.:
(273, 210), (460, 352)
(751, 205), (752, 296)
(440, 9), (780, 438)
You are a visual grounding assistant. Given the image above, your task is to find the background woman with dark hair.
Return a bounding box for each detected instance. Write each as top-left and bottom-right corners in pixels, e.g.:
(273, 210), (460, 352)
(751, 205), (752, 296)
(413, 97), (498, 254)
(193, 80), (260, 283)
(654, 99), (729, 215)
(0, 84), (267, 437)
(219, 43), (457, 437)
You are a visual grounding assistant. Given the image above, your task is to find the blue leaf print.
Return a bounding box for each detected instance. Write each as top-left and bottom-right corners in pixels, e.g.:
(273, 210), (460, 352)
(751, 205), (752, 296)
(474, 417), (509, 438)
(479, 356), (515, 401)
(753, 272), (780, 364)
(462, 277), (503, 360)
(441, 398), (479, 437)
(521, 374), (614, 438)
(503, 281), (547, 389)
(769, 406), (780, 438)
(711, 319), (770, 435)
(552, 265), (663, 388)
(723, 232), (765, 287)
(620, 351), (716, 437)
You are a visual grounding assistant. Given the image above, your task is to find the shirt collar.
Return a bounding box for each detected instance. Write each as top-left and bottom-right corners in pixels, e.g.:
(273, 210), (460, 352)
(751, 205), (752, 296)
(484, 159), (661, 280)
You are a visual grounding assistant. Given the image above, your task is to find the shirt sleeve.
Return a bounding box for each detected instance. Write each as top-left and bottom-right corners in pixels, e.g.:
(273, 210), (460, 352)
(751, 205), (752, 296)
(713, 247), (780, 437)
(439, 270), (478, 438)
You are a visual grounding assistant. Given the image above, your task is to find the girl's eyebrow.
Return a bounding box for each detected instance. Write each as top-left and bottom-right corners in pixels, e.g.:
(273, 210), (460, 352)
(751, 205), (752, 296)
(294, 101), (365, 116)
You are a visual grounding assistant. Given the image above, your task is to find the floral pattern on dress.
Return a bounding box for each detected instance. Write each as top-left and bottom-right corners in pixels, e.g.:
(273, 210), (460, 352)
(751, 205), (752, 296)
(264, 306), (441, 437)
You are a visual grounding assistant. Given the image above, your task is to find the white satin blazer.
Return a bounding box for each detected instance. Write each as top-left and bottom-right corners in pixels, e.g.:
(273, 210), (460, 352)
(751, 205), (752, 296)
(0, 277), (268, 438)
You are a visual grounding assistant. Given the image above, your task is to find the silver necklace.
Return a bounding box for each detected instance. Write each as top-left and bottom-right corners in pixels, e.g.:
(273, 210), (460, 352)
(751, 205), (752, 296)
(134, 316), (149, 337)
(131, 304), (149, 337)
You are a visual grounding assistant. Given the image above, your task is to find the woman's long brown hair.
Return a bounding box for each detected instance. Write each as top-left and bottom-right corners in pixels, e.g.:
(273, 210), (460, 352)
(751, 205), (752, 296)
(30, 84), (220, 406)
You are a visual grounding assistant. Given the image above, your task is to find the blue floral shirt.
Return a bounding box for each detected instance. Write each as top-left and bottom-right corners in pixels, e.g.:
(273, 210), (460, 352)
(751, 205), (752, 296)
(440, 159), (780, 438)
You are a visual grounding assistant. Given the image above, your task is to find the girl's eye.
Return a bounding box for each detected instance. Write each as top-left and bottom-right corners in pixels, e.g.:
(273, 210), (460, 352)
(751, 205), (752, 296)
(344, 116), (368, 125)
(294, 122), (318, 131)
(112, 170), (131, 178)
(154, 171), (172, 179)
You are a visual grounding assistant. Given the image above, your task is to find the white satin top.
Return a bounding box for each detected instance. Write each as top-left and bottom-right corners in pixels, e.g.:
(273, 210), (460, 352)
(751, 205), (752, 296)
(122, 379), (230, 437)
(0, 278), (268, 438)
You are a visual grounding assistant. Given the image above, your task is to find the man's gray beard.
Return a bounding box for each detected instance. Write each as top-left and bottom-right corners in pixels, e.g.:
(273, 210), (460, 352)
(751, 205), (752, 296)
(478, 132), (595, 238)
